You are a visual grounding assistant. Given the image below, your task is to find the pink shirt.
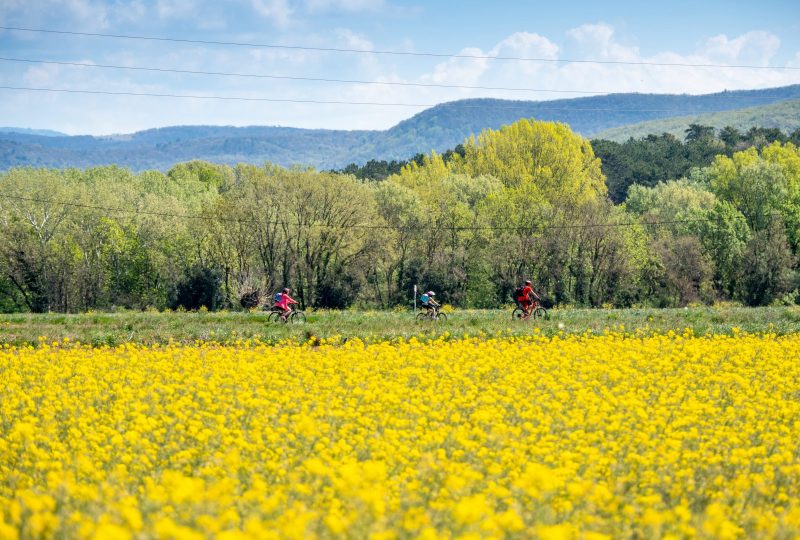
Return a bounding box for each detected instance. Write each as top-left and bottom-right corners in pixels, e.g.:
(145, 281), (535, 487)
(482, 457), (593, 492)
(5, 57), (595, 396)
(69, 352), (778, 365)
(276, 294), (296, 310)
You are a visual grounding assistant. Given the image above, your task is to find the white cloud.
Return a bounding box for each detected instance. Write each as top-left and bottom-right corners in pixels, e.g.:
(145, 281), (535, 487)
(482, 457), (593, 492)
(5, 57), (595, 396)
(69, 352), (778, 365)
(424, 48), (490, 87)
(334, 28), (373, 51)
(565, 23), (639, 61)
(22, 65), (62, 87)
(0, 0), (109, 27)
(334, 28), (378, 68)
(155, 0), (198, 19)
(490, 32), (560, 77)
(414, 33), (558, 97)
(113, 0), (147, 22)
(701, 31), (781, 66)
(58, 0), (110, 27)
(304, 0), (384, 13)
(492, 32), (559, 59)
(251, 0), (292, 27)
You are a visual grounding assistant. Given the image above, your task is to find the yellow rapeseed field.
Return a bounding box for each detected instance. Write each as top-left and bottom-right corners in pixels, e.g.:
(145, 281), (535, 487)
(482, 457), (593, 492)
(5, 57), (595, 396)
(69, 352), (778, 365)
(2, 331), (800, 539)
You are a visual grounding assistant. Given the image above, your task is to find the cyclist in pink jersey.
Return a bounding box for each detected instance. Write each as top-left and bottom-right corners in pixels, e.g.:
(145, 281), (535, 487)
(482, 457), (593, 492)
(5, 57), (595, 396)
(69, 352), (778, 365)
(274, 288), (299, 321)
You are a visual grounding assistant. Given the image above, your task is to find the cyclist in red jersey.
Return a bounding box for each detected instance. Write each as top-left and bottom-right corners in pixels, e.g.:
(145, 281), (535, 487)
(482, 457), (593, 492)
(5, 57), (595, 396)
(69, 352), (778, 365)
(516, 280), (541, 318)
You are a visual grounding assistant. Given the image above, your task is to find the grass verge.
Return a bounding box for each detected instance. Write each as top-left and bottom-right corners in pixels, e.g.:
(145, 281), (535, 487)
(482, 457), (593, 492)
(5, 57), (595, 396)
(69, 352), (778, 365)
(1, 305), (798, 347)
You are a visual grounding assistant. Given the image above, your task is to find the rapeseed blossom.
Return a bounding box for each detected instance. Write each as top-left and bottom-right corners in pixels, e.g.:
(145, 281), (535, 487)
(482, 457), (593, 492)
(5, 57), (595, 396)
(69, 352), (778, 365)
(1, 332), (800, 538)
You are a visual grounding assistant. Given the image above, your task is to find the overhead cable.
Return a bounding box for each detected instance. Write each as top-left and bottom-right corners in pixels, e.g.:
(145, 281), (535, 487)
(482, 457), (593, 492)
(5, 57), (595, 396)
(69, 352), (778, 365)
(2, 26), (799, 71)
(2, 57), (798, 98)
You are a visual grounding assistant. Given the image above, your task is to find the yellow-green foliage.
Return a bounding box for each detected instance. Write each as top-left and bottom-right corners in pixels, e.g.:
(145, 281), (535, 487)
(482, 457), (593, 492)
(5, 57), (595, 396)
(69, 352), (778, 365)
(2, 333), (800, 538)
(451, 119), (607, 204)
(395, 119), (607, 208)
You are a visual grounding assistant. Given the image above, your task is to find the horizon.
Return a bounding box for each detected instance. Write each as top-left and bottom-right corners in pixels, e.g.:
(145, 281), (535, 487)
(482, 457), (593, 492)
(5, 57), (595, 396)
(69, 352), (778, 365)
(3, 82), (800, 138)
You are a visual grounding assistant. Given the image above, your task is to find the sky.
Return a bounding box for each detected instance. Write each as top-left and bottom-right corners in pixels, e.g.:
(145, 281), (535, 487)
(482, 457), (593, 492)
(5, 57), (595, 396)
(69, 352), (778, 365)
(1, 0), (799, 135)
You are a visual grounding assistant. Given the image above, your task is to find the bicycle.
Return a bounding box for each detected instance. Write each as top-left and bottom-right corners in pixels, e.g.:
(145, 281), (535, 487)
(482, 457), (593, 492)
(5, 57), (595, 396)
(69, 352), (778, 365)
(512, 300), (547, 321)
(416, 305), (448, 322)
(266, 304), (307, 323)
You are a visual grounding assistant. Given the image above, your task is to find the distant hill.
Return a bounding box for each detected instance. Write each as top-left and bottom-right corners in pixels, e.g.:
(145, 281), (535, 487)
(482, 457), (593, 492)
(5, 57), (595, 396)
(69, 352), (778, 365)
(0, 127), (66, 137)
(2, 85), (800, 171)
(594, 99), (800, 142)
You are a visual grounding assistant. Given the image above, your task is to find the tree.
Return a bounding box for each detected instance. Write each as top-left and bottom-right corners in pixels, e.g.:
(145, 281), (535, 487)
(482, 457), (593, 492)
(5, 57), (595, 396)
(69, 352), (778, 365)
(372, 181), (425, 306)
(626, 179), (717, 235)
(684, 124), (715, 143)
(790, 129), (800, 147)
(744, 127), (786, 149)
(705, 149), (788, 232)
(641, 235), (714, 307)
(736, 218), (795, 306)
(695, 201), (750, 298)
(172, 265), (223, 310)
(449, 119), (607, 205)
(719, 126), (742, 148)
(276, 168), (380, 308)
(0, 168), (73, 312)
(761, 142), (800, 250)
(167, 160), (234, 192)
(592, 133), (698, 203)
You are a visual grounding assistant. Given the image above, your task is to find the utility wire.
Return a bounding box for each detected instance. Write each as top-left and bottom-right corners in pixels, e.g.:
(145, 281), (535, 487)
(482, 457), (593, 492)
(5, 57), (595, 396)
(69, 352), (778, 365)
(2, 193), (770, 232)
(3, 26), (799, 71)
(0, 57), (607, 95)
(5, 86), (787, 112)
(0, 85), (432, 107)
(2, 57), (798, 99)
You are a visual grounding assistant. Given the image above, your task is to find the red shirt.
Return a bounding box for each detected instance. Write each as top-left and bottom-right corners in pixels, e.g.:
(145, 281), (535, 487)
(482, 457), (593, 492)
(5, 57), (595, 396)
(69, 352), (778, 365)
(518, 285), (533, 301)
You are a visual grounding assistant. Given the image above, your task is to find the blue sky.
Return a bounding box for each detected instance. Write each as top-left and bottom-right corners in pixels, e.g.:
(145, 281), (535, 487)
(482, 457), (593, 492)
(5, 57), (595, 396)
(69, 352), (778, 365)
(1, 0), (798, 135)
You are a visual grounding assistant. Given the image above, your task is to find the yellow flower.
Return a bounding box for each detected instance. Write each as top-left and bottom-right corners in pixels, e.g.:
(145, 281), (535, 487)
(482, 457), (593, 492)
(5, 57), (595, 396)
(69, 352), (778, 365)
(453, 494), (490, 525)
(91, 523), (131, 540)
(1, 332), (800, 538)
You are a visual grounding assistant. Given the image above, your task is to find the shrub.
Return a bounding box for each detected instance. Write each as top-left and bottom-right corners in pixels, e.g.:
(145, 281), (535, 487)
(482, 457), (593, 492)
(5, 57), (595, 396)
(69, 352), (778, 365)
(172, 266), (223, 311)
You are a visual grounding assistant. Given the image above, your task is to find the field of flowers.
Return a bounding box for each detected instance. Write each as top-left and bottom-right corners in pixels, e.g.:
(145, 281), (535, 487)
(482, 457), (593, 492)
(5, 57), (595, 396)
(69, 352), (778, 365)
(2, 331), (800, 539)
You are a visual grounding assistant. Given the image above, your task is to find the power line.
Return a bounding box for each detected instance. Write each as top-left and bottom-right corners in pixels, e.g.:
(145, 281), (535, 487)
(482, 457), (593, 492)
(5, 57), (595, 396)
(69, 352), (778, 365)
(0, 85), (431, 107)
(5, 86), (788, 113)
(2, 57), (798, 99)
(3, 26), (800, 72)
(0, 57), (605, 95)
(2, 193), (768, 232)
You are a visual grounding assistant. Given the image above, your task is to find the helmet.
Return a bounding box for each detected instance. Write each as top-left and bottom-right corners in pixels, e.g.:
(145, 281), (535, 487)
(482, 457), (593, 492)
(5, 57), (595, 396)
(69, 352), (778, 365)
(525, 280), (532, 285)
(283, 288), (290, 293)
(427, 291), (435, 296)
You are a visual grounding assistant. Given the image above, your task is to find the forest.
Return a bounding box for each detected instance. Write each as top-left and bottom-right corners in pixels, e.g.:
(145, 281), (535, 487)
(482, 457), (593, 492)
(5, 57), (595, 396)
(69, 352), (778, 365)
(1, 120), (799, 313)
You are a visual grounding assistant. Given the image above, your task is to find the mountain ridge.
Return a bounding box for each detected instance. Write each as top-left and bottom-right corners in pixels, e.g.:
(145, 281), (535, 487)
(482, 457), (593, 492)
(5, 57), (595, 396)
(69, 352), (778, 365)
(2, 84), (799, 171)
(594, 98), (800, 141)
(0, 127), (67, 137)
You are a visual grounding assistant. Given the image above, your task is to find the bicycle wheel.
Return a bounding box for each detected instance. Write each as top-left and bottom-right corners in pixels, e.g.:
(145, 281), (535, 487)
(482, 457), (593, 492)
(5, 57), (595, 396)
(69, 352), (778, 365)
(533, 307), (548, 320)
(434, 312), (447, 322)
(512, 307), (525, 320)
(267, 311), (281, 323)
(290, 311), (307, 323)
(416, 312), (429, 321)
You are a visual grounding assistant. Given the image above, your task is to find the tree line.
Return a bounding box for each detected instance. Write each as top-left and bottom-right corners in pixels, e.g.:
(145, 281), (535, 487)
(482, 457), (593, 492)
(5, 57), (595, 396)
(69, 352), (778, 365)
(1, 120), (799, 312)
